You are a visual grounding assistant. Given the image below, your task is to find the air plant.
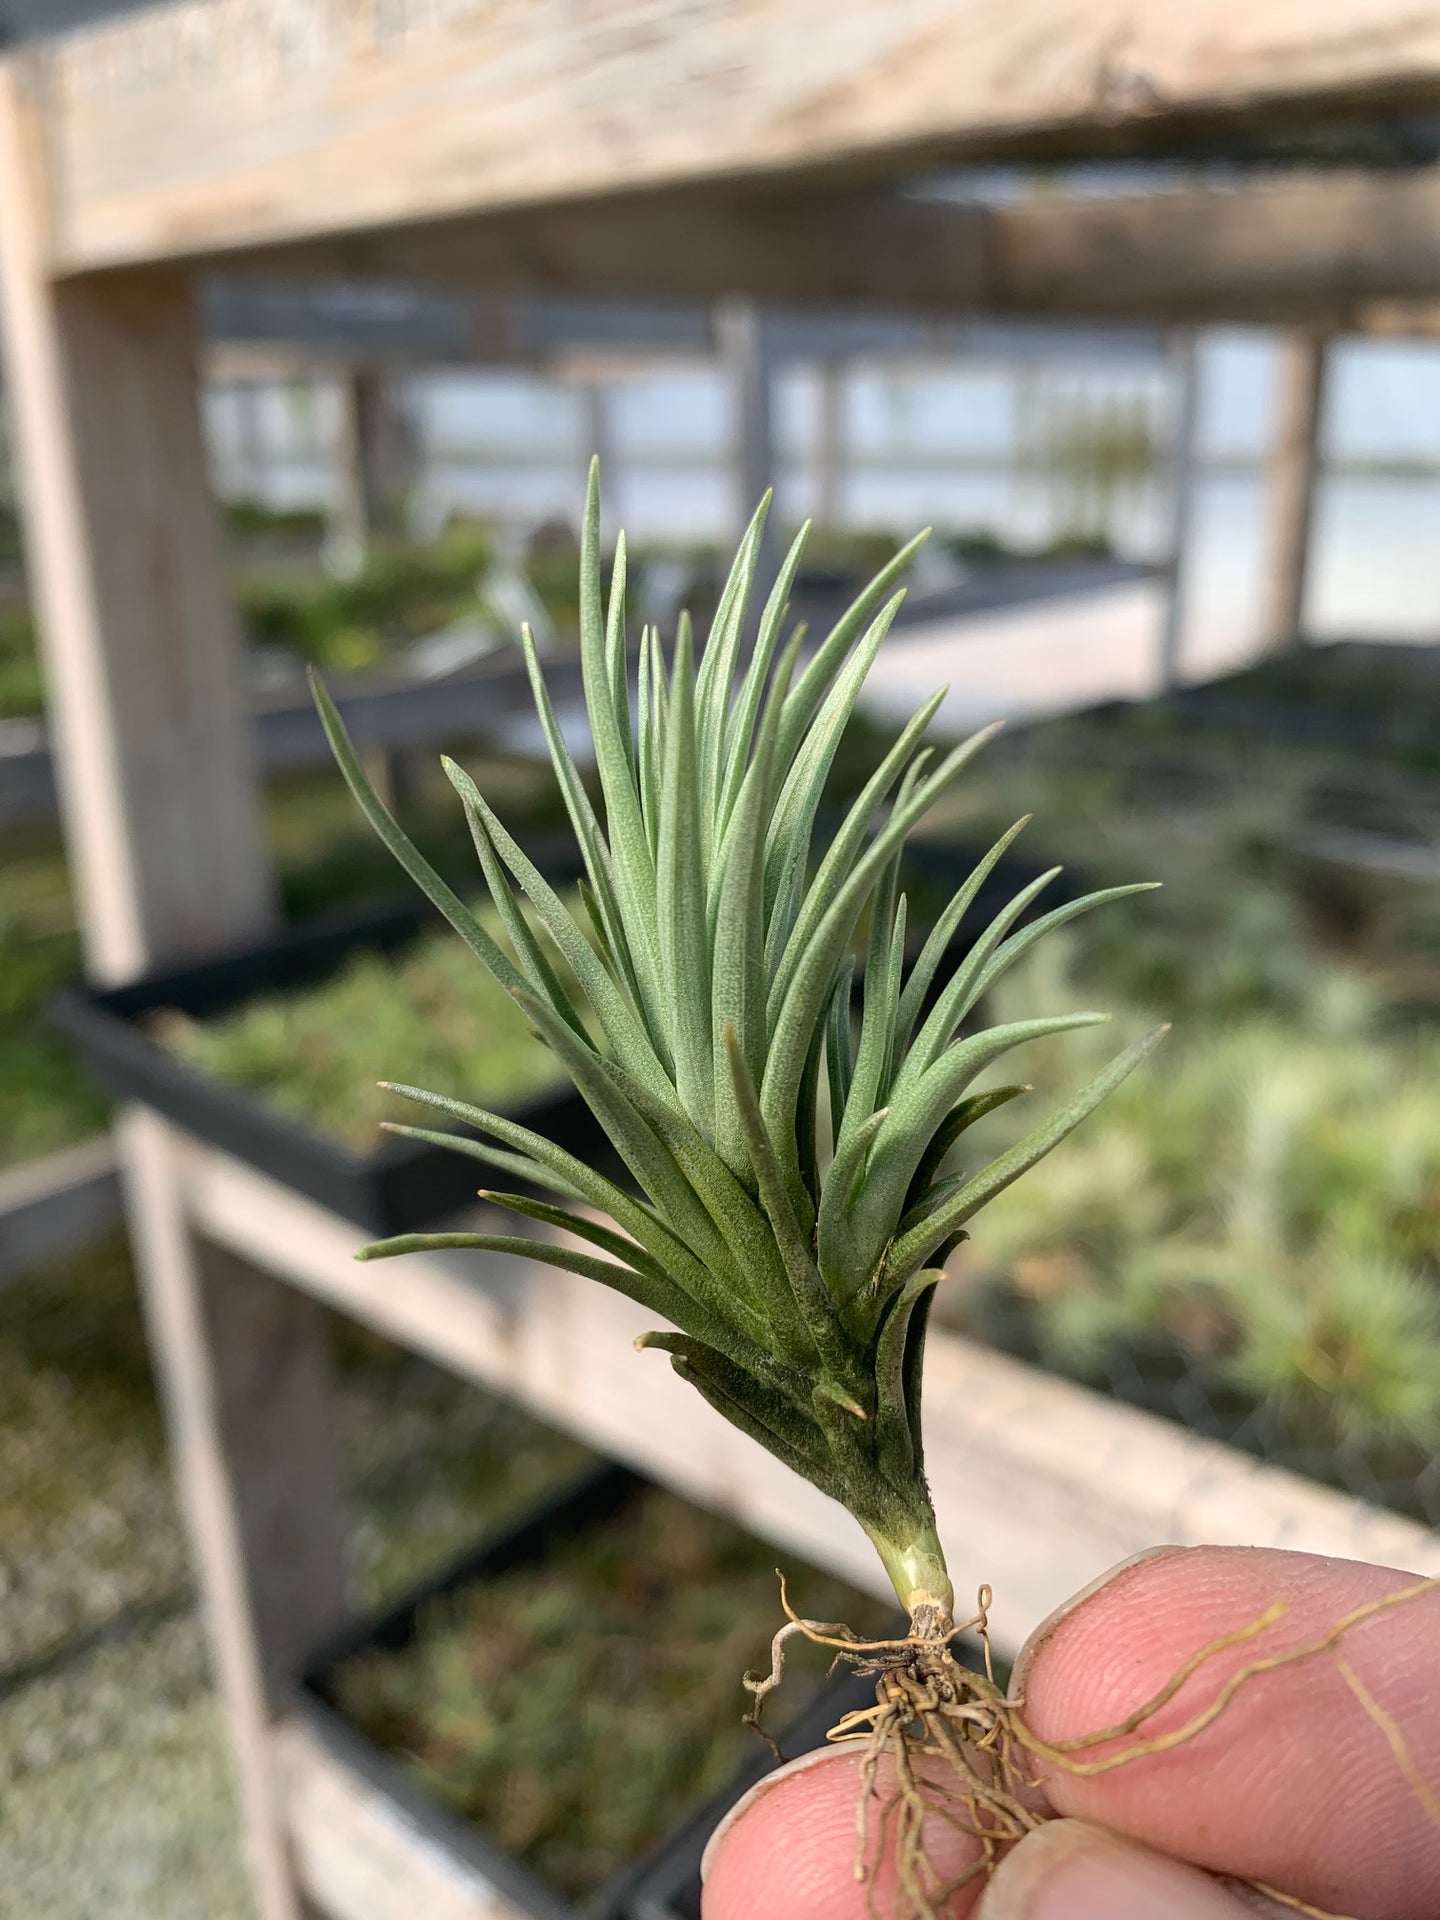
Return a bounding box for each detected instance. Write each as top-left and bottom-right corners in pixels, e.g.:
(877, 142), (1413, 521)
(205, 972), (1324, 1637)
(312, 464), (1164, 1640)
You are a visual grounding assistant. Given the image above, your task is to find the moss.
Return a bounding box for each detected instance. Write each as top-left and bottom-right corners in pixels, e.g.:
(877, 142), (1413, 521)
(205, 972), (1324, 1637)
(152, 909), (570, 1150)
(336, 1485), (895, 1901)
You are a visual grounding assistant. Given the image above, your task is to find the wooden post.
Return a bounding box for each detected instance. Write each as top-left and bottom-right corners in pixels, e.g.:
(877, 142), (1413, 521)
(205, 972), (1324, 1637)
(1261, 331), (1330, 652)
(577, 379), (613, 513)
(1157, 329), (1201, 691)
(716, 296), (781, 584)
(814, 359), (845, 531)
(0, 137), (273, 982)
(0, 62), (346, 1920)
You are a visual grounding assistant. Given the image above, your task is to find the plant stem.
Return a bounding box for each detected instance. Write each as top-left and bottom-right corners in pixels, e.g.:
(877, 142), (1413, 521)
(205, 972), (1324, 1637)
(864, 1515), (955, 1636)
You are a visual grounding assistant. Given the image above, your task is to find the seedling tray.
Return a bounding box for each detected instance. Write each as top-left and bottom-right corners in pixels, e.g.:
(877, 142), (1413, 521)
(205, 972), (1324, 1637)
(296, 1463), (900, 1920)
(49, 891), (605, 1237)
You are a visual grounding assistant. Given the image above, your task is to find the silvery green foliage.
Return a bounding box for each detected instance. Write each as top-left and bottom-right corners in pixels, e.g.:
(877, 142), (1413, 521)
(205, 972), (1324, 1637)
(314, 466), (1162, 1548)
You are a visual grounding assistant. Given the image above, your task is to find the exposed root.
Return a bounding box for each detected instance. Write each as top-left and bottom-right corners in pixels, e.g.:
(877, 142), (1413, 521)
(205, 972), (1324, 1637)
(742, 1573), (1440, 1920)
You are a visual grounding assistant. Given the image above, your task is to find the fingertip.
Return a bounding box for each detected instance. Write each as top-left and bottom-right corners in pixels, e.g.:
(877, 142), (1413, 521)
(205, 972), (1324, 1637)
(701, 1741), (992, 1919)
(700, 1746), (872, 1920)
(974, 1820), (1260, 1919)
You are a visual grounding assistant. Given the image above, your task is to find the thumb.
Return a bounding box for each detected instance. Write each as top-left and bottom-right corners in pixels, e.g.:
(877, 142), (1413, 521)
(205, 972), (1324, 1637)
(975, 1820), (1266, 1919)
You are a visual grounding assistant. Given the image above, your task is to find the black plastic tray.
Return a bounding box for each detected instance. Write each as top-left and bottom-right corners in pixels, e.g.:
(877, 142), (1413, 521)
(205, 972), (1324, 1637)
(296, 1463), (901, 1920)
(49, 891), (606, 1237)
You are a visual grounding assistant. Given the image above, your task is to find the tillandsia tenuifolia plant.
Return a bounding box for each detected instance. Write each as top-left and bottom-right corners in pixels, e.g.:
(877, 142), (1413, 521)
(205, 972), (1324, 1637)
(312, 473), (1440, 1920)
(312, 464), (1164, 1637)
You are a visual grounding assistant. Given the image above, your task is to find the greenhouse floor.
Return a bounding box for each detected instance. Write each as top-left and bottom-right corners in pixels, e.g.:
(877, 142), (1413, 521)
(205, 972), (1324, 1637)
(0, 1231), (592, 1917)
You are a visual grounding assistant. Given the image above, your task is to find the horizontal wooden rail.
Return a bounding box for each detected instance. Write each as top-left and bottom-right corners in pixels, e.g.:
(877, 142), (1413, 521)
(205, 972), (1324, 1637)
(30, 4), (1440, 277)
(181, 1132), (1440, 1662)
(0, 1133), (120, 1286)
(276, 1717), (530, 1920)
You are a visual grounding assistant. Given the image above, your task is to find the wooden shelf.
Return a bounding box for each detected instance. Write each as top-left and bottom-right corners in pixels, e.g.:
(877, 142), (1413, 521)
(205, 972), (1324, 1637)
(181, 1129), (1440, 1662)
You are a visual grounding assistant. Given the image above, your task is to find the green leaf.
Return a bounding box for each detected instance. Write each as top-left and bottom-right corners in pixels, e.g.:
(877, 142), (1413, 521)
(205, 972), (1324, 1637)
(578, 462), (663, 1018)
(640, 1332), (831, 1486)
(694, 491), (771, 824)
(895, 864), (1064, 1094)
(776, 529), (930, 766)
(873, 1269), (942, 1485)
(476, 1189), (770, 1368)
(710, 631), (801, 1176)
(885, 1025), (1170, 1284)
(902, 1082), (1030, 1213)
(442, 760), (675, 1098)
(309, 668), (524, 994)
(376, 1087), (733, 1321)
(512, 987), (751, 1311)
(891, 816), (1030, 1060)
(656, 614), (714, 1122)
(454, 791), (587, 1040)
(850, 1013), (1110, 1291)
(724, 1023), (856, 1387)
(514, 630), (645, 1015)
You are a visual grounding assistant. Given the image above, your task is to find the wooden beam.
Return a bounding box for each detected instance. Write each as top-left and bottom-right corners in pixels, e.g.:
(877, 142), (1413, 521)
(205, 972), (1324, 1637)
(0, 1134), (121, 1286)
(1261, 331), (1330, 649)
(28, 4), (1440, 275)
(813, 360), (846, 530)
(1157, 329), (1201, 689)
(0, 82), (274, 984)
(990, 168), (1440, 326)
(124, 1112), (347, 1920)
(716, 299), (780, 567)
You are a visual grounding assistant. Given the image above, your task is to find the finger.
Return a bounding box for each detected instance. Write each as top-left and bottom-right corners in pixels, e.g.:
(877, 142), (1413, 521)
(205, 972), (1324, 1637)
(974, 1819), (1261, 1919)
(700, 1743), (992, 1919)
(1014, 1545), (1440, 1918)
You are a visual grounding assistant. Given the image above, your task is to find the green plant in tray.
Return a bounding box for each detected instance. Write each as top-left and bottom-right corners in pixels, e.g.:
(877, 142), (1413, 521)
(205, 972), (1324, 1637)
(313, 465), (1169, 1914)
(153, 914), (568, 1149)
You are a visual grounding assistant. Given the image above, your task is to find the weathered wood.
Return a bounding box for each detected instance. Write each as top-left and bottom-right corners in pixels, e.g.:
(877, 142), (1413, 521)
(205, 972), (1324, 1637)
(0, 68), (273, 985)
(993, 168), (1440, 326)
(29, 4), (1440, 275)
(183, 1139), (1440, 1661)
(327, 366), (415, 565)
(813, 360), (845, 530)
(1261, 331), (1330, 650)
(1157, 329), (1201, 689)
(276, 1719), (533, 1920)
(716, 299), (780, 575)
(0, 68), (346, 1920)
(124, 1111), (348, 1920)
(0, 1135), (121, 1286)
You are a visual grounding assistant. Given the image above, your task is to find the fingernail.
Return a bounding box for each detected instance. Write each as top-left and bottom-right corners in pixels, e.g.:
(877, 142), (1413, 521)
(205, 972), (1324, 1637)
(699, 1742), (848, 1885)
(1009, 1545), (1184, 1702)
(977, 1820), (1257, 1919)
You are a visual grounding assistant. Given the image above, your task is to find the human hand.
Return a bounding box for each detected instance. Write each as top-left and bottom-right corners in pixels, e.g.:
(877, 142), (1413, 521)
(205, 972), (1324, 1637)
(701, 1545), (1440, 1918)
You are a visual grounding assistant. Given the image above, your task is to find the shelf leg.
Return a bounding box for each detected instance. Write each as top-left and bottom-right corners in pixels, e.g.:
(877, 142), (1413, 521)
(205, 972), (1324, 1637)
(0, 66), (348, 1920)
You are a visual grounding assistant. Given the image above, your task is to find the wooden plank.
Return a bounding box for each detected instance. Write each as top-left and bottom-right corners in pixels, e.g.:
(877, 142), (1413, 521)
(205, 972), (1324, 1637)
(1261, 331), (1330, 649)
(0, 70), (346, 1920)
(1156, 329), (1200, 689)
(991, 168), (1440, 326)
(27, 4), (1440, 274)
(183, 1137), (1440, 1661)
(716, 298), (780, 580)
(276, 1720), (532, 1920)
(0, 1134), (121, 1286)
(124, 1111), (348, 1920)
(0, 67), (274, 985)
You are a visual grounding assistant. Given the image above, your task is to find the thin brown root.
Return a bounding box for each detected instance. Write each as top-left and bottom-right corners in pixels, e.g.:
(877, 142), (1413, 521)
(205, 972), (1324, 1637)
(1331, 1646), (1440, 1828)
(746, 1571), (1440, 1920)
(1236, 1880), (1356, 1919)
